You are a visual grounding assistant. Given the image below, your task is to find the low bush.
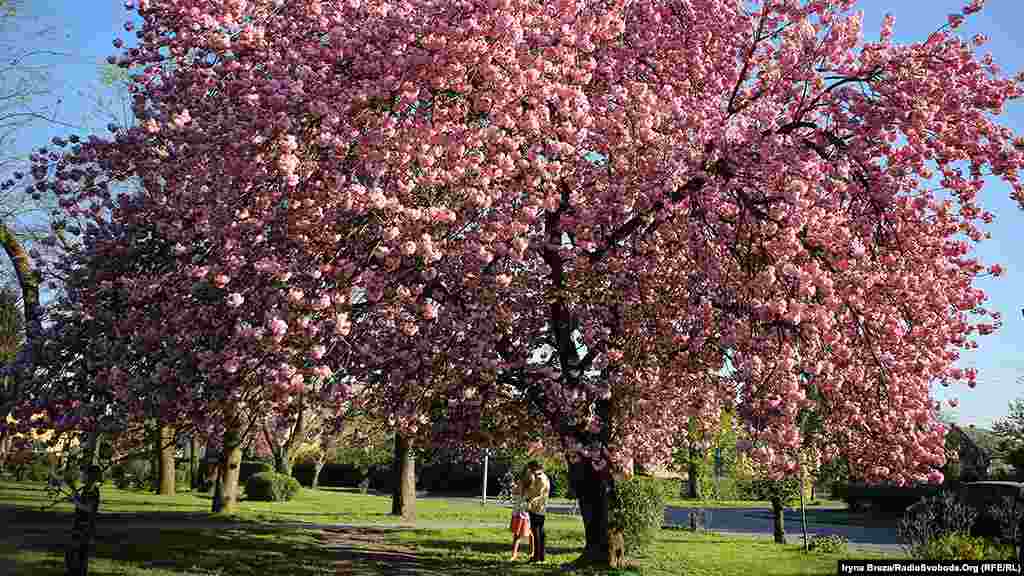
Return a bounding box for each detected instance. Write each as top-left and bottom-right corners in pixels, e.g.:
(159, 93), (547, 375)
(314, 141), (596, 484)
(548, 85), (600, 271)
(293, 462), (363, 488)
(26, 458), (50, 482)
(649, 477), (683, 500)
(196, 460), (274, 491)
(174, 465), (190, 488)
(123, 458), (153, 490)
(807, 534), (848, 554)
(62, 466), (80, 491)
(610, 476), (667, 555)
(898, 491), (977, 558)
(918, 533), (1014, 561)
(708, 476), (745, 501)
(846, 483), (941, 516)
(245, 471), (302, 502)
(987, 496), (1023, 546)
(545, 459), (571, 499)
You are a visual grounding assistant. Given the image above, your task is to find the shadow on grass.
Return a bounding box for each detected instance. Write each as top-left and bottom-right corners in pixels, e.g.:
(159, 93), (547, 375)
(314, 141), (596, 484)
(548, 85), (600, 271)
(6, 525), (579, 576)
(405, 534), (580, 558)
(9, 525), (339, 576)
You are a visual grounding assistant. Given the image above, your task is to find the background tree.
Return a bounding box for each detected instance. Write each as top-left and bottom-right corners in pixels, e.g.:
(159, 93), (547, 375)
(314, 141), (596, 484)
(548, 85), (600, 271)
(672, 410), (739, 500)
(0, 284), (22, 468)
(747, 474), (802, 544)
(993, 396), (1024, 457)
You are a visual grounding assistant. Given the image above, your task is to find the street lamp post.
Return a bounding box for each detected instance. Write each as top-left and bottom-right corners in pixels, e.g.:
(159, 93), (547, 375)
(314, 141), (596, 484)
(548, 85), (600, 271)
(481, 449), (491, 506)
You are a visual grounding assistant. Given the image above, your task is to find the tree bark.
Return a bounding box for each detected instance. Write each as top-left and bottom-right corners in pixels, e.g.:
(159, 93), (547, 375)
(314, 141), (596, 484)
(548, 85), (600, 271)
(568, 458), (627, 568)
(312, 458), (325, 489)
(771, 498), (786, 544)
(65, 434), (101, 576)
(212, 420), (243, 514)
(275, 446), (292, 476)
(391, 433), (415, 521)
(264, 425), (295, 477)
(687, 452), (704, 500)
(149, 422), (160, 492)
(312, 426), (338, 489)
(158, 425), (175, 496)
(189, 435), (199, 490)
(0, 426), (9, 473)
(0, 222), (43, 425)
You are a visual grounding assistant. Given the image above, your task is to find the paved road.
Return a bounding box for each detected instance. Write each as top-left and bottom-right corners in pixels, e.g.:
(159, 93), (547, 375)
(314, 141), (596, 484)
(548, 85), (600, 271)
(483, 499), (904, 553)
(661, 506), (904, 554)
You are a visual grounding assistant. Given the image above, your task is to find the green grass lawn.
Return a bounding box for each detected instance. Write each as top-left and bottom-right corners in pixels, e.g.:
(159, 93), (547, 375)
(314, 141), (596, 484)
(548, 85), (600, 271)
(0, 480), (537, 525)
(0, 480), (897, 575)
(3, 523), (897, 576)
(396, 527), (895, 576)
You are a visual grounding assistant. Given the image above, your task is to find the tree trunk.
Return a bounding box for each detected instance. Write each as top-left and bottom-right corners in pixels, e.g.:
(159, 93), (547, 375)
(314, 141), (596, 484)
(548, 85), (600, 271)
(687, 453), (703, 500)
(0, 222), (43, 427)
(568, 458), (627, 568)
(189, 435), (199, 490)
(65, 434), (101, 576)
(212, 420), (243, 514)
(264, 425), (295, 478)
(391, 433), (415, 521)
(211, 460), (223, 510)
(150, 423), (160, 492)
(771, 498), (786, 544)
(274, 446), (292, 477)
(158, 426), (175, 496)
(313, 427), (338, 490)
(312, 454), (325, 489)
(799, 466), (809, 551)
(0, 426), (9, 473)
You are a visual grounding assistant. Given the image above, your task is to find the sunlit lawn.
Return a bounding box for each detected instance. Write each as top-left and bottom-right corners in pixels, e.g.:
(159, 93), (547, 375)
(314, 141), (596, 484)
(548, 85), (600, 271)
(397, 527), (897, 576)
(1, 480), (898, 575)
(2, 523), (897, 576)
(0, 479), (545, 525)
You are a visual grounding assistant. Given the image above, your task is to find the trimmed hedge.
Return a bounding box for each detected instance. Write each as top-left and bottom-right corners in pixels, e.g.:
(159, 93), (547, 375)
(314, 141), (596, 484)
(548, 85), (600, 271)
(293, 462), (366, 488)
(843, 483), (942, 516)
(293, 462), (397, 491)
(245, 472), (301, 502)
(196, 460), (273, 490)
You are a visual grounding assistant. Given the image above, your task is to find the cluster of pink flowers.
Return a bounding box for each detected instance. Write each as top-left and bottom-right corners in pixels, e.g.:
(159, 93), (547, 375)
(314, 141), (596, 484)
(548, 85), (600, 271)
(22, 0), (1021, 487)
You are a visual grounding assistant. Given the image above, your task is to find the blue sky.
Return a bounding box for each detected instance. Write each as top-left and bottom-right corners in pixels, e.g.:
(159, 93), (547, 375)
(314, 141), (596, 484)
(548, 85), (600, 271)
(9, 1), (1024, 429)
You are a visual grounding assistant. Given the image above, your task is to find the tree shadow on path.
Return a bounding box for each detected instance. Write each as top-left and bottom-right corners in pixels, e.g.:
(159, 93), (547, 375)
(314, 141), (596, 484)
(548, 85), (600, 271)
(320, 527), (574, 576)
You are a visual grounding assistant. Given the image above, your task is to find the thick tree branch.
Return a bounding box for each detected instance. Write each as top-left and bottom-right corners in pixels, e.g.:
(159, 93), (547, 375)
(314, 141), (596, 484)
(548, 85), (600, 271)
(587, 176), (707, 263)
(0, 221), (42, 419)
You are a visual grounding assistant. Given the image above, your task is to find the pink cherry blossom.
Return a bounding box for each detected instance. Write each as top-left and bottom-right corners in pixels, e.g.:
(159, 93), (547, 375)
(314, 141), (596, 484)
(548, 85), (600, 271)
(26, 0), (1021, 535)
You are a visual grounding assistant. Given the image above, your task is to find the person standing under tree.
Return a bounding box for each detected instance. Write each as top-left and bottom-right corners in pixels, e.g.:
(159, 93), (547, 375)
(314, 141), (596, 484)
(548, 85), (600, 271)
(509, 465), (533, 561)
(523, 460), (550, 563)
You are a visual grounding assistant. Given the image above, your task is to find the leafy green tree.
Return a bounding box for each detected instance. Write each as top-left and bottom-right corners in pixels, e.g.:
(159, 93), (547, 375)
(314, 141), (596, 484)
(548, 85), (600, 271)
(747, 476), (802, 544)
(993, 398), (1024, 452)
(0, 283), (20, 468)
(673, 410), (738, 500)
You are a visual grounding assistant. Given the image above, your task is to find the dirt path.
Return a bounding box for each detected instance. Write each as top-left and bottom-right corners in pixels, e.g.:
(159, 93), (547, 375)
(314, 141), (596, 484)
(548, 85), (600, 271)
(320, 527), (422, 576)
